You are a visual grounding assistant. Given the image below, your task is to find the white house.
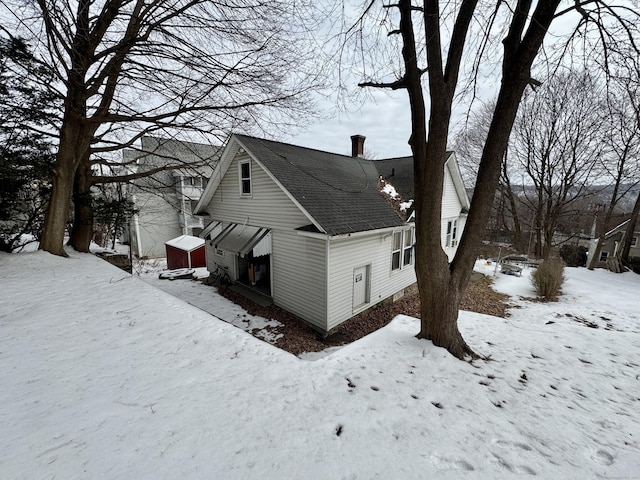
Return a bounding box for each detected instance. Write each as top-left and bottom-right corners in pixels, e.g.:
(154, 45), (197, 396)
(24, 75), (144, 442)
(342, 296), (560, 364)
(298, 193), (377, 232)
(125, 136), (220, 258)
(194, 134), (470, 334)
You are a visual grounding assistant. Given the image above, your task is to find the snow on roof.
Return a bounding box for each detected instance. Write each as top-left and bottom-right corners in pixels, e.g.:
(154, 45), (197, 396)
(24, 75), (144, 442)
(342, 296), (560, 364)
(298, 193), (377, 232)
(165, 234), (205, 251)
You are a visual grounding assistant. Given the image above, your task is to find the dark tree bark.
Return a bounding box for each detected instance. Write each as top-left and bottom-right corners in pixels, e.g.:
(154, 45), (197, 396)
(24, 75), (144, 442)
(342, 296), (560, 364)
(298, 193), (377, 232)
(353, 0), (638, 358)
(620, 192), (640, 263)
(69, 154), (94, 252)
(25, 0), (320, 255)
(407, 0), (559, 358)
(40, 119), (93, 256)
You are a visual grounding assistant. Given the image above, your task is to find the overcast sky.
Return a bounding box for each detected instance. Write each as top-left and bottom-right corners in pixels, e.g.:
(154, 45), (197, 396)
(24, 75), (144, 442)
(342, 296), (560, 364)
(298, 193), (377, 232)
(285, 89), (414, 159)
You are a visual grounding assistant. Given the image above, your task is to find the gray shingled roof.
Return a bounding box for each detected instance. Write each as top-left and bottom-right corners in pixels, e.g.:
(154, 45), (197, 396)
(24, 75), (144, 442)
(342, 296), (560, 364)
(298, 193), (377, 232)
(374, 152), (454, 201)
(374, 156), (415, 200)
(235, 135), (407, 236)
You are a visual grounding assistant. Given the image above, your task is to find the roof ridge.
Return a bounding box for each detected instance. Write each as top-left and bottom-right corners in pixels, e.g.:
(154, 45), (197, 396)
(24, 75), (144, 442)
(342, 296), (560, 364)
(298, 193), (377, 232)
(234, 133), (365, 161)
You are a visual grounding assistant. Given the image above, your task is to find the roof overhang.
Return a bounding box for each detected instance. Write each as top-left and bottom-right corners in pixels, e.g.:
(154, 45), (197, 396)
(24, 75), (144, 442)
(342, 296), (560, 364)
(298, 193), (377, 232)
(212, 223), (270, 257)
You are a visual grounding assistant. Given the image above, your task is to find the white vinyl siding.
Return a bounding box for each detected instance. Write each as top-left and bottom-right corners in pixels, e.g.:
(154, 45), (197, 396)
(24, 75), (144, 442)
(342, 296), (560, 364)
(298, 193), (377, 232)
(442, 163), (463, 218)
(439, 162), (466, 262)
(271, 230), (327, 330)
(327, 230), (416, 330)
(205, 153), (310, 230)
(391, 228), (414, 271)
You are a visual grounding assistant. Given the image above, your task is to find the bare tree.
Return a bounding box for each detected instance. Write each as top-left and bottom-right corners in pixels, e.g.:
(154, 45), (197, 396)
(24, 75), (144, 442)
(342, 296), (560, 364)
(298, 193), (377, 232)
(4, 0), (324, 255)
(348, 0), (639, 358)
(513, 71), (605, 258)
(455, 102), (527, 251)
(587, 75), (640, 269)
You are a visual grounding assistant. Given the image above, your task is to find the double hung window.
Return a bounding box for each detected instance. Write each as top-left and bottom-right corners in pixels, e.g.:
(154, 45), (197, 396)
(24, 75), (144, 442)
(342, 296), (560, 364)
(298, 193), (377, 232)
(392, 227), (414, 271)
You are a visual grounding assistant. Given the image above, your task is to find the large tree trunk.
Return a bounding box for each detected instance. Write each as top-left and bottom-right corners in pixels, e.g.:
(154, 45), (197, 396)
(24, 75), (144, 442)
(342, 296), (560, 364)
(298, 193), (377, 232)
(395, 0), (558, 359)
(620, 191), (640, 263)
(69, 154), (94, 252)
(39, 120), (89, 256)
(37, 0), (94, 256)
(39, 161), (74, 256)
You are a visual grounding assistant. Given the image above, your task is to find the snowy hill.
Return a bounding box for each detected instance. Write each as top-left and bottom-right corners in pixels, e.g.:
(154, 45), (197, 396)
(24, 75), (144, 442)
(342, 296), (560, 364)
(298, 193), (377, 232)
(1, 251), (639, 478)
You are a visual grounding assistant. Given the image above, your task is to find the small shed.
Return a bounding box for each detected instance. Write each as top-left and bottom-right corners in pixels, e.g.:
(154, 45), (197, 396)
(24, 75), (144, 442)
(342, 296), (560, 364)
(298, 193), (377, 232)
(165, 235), (206, 270)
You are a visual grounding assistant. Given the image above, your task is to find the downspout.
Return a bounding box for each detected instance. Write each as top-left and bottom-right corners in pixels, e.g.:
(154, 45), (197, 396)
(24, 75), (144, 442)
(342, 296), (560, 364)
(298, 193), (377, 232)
(325, 234), (331, 334)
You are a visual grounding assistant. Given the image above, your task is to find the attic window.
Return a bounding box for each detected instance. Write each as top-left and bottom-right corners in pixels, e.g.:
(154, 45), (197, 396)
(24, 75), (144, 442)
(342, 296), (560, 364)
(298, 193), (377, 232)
(239, 160), (251, 196)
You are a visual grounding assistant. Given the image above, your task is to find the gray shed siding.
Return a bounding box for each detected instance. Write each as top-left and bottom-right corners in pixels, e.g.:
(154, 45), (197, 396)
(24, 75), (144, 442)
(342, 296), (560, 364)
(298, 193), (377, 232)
(326, 229), (416, 331)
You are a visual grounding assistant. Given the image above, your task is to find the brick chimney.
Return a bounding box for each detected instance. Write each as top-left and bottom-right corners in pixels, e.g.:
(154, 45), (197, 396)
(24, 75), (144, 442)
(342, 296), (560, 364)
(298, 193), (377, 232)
(351, 134), (366, 158)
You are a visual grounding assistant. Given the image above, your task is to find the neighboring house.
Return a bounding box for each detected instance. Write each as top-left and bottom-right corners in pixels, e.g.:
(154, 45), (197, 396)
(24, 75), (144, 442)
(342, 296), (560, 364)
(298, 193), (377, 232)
(587, 219), (640, 268)
(194, 134), (470, 334)
(125, 136), (220, 258)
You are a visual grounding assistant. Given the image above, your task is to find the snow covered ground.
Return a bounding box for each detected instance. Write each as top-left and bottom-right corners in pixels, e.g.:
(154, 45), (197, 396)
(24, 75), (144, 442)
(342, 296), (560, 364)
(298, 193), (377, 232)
(1, 250), (640, 479)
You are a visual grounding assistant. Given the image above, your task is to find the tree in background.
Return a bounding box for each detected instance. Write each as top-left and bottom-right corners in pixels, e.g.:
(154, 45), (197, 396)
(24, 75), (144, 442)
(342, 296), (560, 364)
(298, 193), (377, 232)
(612, 55), (640, 268)
(0, 30), (58, 252)
(93, 183), (137, 250)
(512, 72), (605, 259)
(587, 68), (640, 269)
(347, 0), (639, 358)
(5, 0), (324, 255)
(455, 102), (527, 251)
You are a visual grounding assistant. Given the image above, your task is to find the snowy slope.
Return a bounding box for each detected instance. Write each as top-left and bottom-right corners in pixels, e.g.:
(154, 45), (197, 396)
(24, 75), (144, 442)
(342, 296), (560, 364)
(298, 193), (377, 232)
(1, 251), (639, 479)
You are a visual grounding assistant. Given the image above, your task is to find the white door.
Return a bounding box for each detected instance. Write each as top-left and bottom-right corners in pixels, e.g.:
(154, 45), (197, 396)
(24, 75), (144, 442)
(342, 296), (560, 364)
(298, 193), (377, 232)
(353, 265), (370, 310)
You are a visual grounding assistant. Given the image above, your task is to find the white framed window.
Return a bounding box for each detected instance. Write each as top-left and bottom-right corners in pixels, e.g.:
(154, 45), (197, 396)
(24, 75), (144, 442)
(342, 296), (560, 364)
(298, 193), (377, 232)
(239, 160), (251, 196)
(631, 237), (638, 247)
(599, 251), (609, 262)
(403, 226), (414, 267)
(392, 227), (414, 271)
(391, 231), (402, 271)
(446, 219), (458, 248)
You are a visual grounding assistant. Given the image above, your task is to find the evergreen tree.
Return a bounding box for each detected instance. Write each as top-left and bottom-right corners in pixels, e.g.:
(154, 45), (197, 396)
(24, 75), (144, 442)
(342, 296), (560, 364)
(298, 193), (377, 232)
(0, 31), (58, 252)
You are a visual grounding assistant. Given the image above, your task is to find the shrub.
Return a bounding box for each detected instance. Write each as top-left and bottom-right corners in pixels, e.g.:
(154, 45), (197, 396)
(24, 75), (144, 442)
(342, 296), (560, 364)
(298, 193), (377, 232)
(559, 244), (588, 267)
(531, 257), (565, 299)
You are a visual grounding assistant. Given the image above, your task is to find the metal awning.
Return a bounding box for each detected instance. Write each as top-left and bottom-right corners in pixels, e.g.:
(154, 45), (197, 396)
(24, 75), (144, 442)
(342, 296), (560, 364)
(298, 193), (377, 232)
(212, 223), (270, 257)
